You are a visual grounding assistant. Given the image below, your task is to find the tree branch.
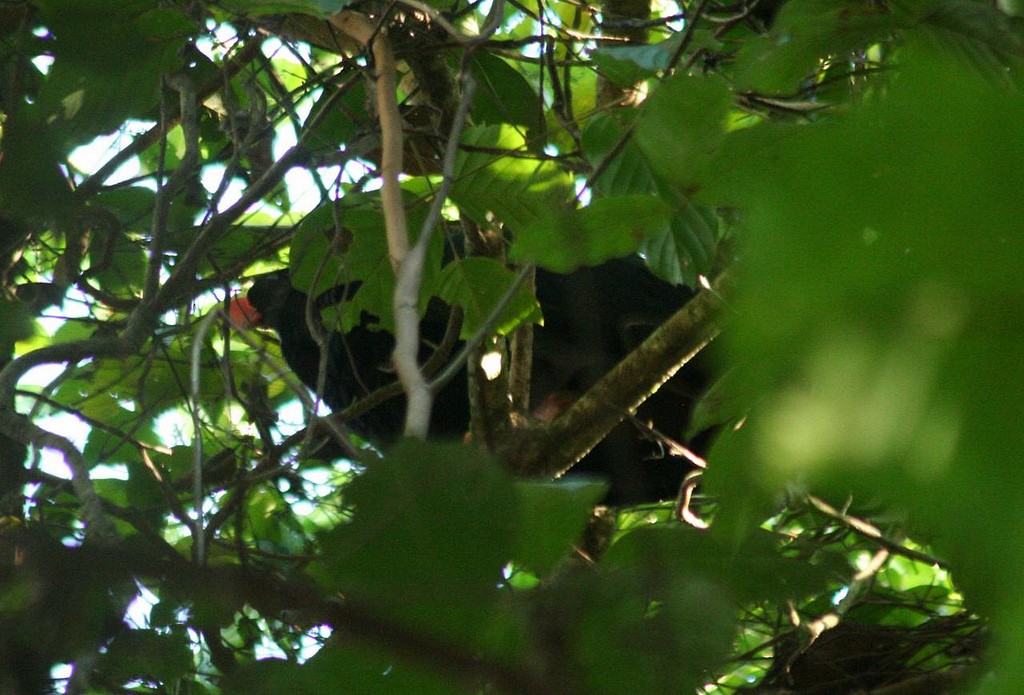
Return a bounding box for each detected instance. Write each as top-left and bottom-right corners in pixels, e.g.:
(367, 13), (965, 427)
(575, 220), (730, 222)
(327, 9), (434, 437)
(510, 269), (733, 479)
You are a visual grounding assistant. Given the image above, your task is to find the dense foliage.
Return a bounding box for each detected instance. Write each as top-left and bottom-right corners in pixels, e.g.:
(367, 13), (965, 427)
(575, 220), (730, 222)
(0, 0), (1020, 692)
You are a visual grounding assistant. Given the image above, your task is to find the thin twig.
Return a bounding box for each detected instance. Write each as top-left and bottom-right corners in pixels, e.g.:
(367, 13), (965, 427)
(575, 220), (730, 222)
(805, 495), (949, 569)
(189, 309), (221, 566)
(665, 0), (712, 74)
(430, 263), (534, 393)
(75, 39), (263, 199)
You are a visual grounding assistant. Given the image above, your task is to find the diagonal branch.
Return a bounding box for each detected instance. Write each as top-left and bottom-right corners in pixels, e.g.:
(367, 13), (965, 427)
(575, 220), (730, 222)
(509, 269), (734, 479)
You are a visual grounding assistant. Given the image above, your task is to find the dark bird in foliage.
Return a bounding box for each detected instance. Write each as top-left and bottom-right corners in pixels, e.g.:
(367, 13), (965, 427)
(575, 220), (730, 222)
(232, 257), (709, 505)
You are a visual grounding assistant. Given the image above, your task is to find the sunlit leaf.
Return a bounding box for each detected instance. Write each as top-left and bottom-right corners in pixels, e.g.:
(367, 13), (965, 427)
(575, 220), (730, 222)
(451, 125), (574, 233)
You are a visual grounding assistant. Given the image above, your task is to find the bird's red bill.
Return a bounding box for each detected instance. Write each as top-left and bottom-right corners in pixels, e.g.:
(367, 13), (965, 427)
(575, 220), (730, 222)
(228, 295), (262, 329)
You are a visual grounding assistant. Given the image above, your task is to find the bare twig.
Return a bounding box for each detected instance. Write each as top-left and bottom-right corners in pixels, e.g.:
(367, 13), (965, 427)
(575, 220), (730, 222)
(75, 38), (264, 199)
(329, 11), (409, 270)
(0, 403), (119, 544)
(665, 0), (712, 73)
(805, 494), (949, 569)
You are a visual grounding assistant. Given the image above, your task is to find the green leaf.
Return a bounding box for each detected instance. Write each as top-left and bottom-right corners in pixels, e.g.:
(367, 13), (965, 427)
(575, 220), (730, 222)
(513, 479), (607, 574)
(685, 368), (748, 440)
(247, 487), (308, 555)
(301, 80), (370, 154)
(451, 125), (574, 233)
(91, 188), (157, 229)
(640, 197), (719, 287)
(582, 114), (721, 284)
(700, 40), (1024, 688)
(125, 460), (167, 530)
(0, 301), (35, 357)
(98, 629), (193, 683)
(915, 0), (1024, 86)
(290, 201), (372, 299)
(227, 646), (467, 695)
(635, 73), (733, 194)
(50, 320), (94, 347)
(591, 37), (679, 88)
(512, 194), (672, 271)
(34, 2), (193, 145)
(83, 224), (148, 296)
(134, 8), (195, 41)
(434, 257), (541, 339)
(467, 52), (543, 136)
(310, 441), (518, 643)
(0, 113), (76, 224)
(732, 0), (897, 93)
(290, 192), (439, 332)
(83, 421), (146, 469)
(581, 111), (655, 198)
(533, 552), (736, 693)
(206, 226), (276, 276)
(607, 526), (834, 603)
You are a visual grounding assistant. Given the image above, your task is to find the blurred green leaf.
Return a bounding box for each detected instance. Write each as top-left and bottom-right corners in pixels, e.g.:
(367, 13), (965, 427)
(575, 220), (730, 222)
(532, 551), (736, 693)
(635, 73), (733, 194)
(607, 525), (836, 604)
(227, 646), (468, 695)
(915, 0), (1024, 86)
(699, 37), (1024, 690)
(215, 0), (344, 17)
(513, 194), (672, 271)
(2, 2), (1018, 692)
(0, 113), (76, 223)
(310, 441), (517, 642)
(0, 301), (35, 356)
(98, 629), (193, 683)
(732, 0), (897, 93)
(33, 1), (193, 144)
(513, 479), (607, 574)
